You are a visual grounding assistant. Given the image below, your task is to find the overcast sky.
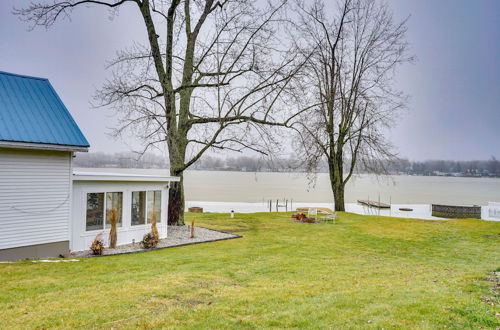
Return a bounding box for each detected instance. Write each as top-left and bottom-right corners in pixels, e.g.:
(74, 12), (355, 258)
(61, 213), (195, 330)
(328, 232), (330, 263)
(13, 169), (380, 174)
(1, 0), (498, 161)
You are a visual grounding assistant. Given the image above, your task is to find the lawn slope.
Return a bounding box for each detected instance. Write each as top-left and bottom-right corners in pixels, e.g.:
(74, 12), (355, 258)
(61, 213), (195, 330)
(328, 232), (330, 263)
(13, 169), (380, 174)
(0, 212), (498, 329)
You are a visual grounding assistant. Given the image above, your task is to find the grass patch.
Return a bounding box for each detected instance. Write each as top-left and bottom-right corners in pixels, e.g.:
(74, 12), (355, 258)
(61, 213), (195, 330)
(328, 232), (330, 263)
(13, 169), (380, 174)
(1, 212), (499, 329)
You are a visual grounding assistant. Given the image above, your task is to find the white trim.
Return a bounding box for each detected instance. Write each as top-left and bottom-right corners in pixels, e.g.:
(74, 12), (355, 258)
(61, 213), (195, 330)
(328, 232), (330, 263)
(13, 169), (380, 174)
(68, 152), (74, 247)
(0, 140), (89, 152)
(73, 171), (180, 182)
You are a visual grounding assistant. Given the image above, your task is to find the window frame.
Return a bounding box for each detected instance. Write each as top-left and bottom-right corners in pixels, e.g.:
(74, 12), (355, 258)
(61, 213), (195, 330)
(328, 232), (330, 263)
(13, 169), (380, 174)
(85, 192), (105, 232)
(131, 190), (162, 226)
(85, 191), (124, 232)
(131, 191), (147, 226)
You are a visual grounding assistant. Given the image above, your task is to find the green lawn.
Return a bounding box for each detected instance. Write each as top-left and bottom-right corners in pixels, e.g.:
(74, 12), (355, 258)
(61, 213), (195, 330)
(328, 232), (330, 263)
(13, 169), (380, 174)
(1, 212), (499, 329)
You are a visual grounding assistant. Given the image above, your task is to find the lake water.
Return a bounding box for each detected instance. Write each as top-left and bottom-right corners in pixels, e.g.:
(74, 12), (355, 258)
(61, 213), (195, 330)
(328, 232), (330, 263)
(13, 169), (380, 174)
(75, 168), (500, 220)
(183, 171), (500, 205)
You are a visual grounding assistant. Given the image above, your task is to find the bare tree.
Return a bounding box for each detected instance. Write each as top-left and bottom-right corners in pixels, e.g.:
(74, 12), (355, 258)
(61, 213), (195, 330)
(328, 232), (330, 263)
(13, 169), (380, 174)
(291, 0), (413, 211)
(15, 0), (309, 225)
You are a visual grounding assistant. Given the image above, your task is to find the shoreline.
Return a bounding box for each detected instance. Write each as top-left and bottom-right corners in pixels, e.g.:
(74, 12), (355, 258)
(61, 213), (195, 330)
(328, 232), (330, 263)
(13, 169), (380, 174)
(185, 201), (500, 221)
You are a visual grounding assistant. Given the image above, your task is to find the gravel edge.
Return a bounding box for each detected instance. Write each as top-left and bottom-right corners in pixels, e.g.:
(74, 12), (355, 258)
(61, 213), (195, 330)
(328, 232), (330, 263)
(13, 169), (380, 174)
(71, 226), (242, 258)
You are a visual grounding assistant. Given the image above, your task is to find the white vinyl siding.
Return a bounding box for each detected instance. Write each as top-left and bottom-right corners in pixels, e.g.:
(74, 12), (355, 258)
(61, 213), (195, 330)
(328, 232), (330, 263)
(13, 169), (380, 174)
(0, 148), (72, 249)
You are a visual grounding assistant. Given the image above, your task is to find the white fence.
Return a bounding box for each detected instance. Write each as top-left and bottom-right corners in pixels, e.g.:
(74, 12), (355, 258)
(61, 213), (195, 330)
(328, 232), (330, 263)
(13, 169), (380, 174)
(488, 202), (500, 219)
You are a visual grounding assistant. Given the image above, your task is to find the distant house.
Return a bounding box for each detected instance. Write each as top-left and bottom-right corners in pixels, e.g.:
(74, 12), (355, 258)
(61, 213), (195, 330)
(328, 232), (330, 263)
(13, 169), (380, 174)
(0, 71), (178, 260)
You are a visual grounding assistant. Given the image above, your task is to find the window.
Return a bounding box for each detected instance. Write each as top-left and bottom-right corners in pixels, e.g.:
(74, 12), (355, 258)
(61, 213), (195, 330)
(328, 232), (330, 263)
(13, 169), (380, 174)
(131, 190), (161, 225)
(131, 191), (146, 226)
(147, 190), (162, 224)
(85, 192), (123, 231)
(86, 193), (104, 231)
(106, 192), (123, 228)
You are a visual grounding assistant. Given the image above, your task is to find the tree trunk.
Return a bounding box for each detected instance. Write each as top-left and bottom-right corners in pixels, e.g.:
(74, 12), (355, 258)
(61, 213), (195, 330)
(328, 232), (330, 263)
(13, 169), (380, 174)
(333, 182), (345, 212)
(329, 150), (346, 212)
(168, 171), (185, 226)
(329, 170), (346, 212)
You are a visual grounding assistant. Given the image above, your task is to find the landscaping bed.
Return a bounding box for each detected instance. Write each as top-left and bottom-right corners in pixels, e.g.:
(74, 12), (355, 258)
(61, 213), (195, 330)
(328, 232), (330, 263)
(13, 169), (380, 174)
(71, 226), (240, 257)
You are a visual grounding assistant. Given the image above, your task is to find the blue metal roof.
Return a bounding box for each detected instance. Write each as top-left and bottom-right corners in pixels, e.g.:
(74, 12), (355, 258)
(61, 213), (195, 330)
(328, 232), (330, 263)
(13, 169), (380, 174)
(0, 71), (89, 148)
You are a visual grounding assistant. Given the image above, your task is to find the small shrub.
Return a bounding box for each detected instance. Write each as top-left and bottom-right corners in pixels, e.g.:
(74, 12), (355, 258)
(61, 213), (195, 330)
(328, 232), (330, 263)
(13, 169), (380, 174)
(191, 218), (196, 238)
(291, 212), (318, 223)
(90, 232), (105, 255)
(150, 211), (159, 243)
(292, 212), (307, 220)
(141, 232), (159, 249)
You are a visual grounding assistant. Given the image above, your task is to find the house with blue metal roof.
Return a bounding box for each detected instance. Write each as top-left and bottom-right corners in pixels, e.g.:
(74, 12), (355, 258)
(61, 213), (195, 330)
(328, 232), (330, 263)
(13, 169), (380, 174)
(0, 71), (90, 260)
(0, 71), (178, 260)
(0, 71), (89, 151)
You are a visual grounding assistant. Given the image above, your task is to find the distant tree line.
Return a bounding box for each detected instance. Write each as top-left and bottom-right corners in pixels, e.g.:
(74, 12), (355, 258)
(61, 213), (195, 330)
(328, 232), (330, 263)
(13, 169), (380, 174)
(190, 155), (301, 172)
(192, 155), (500, 177)
(386, 157), (500, 177)
(74, 152), (167, 169)
(77, 152), (499, 178)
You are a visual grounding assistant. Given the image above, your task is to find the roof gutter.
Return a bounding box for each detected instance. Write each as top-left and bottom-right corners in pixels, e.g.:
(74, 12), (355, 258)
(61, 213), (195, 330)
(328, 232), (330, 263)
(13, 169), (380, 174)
(0, 140), (89, 152)
(73, 171), (180, 182)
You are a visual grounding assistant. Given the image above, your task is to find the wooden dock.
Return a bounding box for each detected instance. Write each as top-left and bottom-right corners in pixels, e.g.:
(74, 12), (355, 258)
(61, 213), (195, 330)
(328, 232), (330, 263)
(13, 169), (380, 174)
(357, 200), (391, 209)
